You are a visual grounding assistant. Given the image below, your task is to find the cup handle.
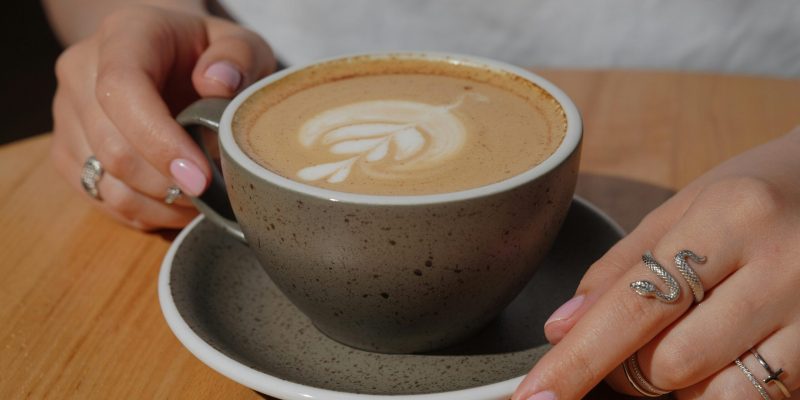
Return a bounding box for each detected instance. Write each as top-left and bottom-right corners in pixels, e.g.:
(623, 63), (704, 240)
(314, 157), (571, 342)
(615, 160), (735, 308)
(176, 98), (246, 242)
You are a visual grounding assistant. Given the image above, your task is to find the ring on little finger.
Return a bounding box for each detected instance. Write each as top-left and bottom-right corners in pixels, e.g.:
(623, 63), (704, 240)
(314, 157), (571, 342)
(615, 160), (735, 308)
(750, 348), (791, 398)
(164, 185), (182, 205)
(81, 155), (104, 201)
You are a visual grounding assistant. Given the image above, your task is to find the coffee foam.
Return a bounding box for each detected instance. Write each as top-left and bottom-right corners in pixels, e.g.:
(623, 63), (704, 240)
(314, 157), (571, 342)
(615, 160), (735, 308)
(234, 57), (566, 195)
(295, 93), (489, 184)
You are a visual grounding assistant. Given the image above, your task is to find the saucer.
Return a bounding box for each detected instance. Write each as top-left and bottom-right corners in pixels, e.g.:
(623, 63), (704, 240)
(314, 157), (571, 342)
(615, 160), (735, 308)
(159, 197), (624, 400)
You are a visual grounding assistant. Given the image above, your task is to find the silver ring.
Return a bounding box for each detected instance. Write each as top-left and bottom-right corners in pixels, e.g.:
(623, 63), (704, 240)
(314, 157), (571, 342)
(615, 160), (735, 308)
(622, 352), (670, 397)
(631, 251), (681, 303)
(750, 349), (791, 398)
(736, 358), (773, 400)
(164, 186), (182, 205)
(81, 155), (104, 200)
(673, 250), (707, 303)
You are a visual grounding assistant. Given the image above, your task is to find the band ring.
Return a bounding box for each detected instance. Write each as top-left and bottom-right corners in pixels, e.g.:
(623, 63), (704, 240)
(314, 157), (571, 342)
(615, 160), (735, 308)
(164, 186), (182, 205)
(622, 352), (670, 397)
(736, 358), (773, 400)
(750, 349), (791, 398)
(80, 155), (104, 200)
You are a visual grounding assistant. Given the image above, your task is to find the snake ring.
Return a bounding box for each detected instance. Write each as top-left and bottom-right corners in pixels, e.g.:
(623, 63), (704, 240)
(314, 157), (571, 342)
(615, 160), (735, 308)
(81, 155), (104, 200)
(630, 250), (706, 304)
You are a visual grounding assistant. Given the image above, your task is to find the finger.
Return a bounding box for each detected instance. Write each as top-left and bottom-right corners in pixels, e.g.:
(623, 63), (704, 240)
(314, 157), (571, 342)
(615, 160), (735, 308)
(81, 95), (193, 206)
(513, 178), (781, 400)
(58, 43), (193, 206)
(51, 94), (197, 229)
(62, 146), (198, 230)
(544, 187), (701, 344)
(92, 166), (199, 230)
(94, 7), (210, 196)
(192, 18), (276, 97)
(675, 324), (800, 400)
(606, 254), (795, 394)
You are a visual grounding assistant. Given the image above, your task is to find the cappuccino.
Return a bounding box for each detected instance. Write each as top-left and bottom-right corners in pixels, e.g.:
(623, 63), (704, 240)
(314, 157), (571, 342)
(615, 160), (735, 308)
(234, 57), (566, 195)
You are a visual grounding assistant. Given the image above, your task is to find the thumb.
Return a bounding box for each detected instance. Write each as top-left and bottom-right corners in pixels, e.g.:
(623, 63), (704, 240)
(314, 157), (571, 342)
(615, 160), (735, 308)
(192, 19), (276, 97)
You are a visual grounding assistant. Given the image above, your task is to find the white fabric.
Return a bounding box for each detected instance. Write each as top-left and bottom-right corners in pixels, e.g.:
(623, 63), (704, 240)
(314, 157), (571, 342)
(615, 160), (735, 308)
(221, 0), (800, 78)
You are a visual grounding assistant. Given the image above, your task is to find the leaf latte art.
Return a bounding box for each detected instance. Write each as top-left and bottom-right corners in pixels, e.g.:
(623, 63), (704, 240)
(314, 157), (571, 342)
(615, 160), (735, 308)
(296, 94), (486, 184)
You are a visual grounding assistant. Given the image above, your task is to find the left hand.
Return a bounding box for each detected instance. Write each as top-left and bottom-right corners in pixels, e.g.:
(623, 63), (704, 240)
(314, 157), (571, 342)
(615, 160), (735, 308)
(512, 127), (800, 400)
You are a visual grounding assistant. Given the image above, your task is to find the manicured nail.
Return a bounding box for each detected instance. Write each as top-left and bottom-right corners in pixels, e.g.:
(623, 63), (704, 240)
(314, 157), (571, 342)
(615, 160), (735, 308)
(170, 159), (206, 196)
(545, 295), (584, 327)
(526, 391), (556, 400)
(204, 61), (242, 91)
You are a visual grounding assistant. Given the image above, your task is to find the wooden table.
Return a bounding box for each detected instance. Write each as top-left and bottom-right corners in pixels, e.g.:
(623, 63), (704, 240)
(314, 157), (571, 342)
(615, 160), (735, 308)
(2, 70), (798, 399)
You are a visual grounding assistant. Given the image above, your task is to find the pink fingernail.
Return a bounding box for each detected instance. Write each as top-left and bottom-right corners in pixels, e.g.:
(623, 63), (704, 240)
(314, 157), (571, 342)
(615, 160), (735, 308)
(526, 391), (556, 400)
(170, 159), (206, 196)
(204, 61), (242, 91)
(545, 295), (584, 327)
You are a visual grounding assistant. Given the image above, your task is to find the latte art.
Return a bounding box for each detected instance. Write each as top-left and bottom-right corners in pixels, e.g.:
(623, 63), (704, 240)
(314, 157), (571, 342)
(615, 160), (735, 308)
(234, 60), (567, 195)
(297, 94), (486, 184)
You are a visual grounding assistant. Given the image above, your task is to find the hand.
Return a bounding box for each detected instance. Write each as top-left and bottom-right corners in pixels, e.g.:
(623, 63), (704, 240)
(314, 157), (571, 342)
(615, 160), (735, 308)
(50, 5), (276, 230)
(513, 127), (800, 399)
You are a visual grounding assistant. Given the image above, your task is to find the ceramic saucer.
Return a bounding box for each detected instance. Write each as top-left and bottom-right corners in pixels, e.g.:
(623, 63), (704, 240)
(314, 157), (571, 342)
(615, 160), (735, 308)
(159, 197), (624, 400)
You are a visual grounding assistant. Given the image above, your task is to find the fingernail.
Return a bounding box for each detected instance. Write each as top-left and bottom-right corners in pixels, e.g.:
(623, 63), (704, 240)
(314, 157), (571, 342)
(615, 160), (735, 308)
(170, 159), (206, 196)
(204, 61), (242, 91)
(545, 295), (584, 327)
(526, 391), (557, 400)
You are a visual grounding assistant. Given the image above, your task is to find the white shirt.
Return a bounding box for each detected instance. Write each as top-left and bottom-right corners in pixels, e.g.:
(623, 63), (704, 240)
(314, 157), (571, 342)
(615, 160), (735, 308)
(222, 0), (800, 78)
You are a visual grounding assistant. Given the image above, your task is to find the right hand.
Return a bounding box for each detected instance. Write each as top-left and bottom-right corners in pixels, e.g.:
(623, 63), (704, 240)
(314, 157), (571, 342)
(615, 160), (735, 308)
(51, 5), (276, 230)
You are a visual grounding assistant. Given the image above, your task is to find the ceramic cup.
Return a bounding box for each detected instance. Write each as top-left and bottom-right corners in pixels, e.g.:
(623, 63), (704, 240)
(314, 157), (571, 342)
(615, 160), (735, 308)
(177, 52), (582, 354)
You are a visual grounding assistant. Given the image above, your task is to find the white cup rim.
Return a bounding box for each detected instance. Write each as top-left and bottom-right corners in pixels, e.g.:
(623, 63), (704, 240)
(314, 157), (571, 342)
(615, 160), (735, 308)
(219, 52), (582, 206)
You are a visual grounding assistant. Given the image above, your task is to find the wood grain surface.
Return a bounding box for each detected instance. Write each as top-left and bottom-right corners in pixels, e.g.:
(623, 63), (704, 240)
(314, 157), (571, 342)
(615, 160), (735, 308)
(1, 70), (798, 399)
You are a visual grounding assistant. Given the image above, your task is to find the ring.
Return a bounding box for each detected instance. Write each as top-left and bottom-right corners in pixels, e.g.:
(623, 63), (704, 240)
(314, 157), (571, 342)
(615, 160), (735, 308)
(735, 358), (773, 400)
(631, 250), (707, 304)
(81, 155), (104, 200)
(164, 186), (182, 205)
(622, 352), (670, 397)
(631, 251), (681, 303)
(750, 349), (791, 398)
(673, 250), (707, 303)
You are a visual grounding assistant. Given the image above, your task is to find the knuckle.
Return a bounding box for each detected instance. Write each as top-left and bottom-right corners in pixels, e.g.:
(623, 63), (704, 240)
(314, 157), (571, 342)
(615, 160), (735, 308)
(95, 139), (137, 182)
(94, 67), (131, 105)
(54, 47), (79, 83)
(703, 177), (785, 228)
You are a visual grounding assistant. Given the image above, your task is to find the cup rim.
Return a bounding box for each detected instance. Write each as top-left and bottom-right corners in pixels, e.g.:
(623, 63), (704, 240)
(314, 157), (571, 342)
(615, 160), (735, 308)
(219, 52), (582, 205)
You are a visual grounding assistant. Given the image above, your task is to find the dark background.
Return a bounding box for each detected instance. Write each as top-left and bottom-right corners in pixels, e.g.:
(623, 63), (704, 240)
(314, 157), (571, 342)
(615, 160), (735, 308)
(1, 1), (61, 145)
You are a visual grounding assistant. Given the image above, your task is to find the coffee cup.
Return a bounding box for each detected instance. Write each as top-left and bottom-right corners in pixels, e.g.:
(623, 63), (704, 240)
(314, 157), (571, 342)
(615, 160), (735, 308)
(178, 52), (582, 353)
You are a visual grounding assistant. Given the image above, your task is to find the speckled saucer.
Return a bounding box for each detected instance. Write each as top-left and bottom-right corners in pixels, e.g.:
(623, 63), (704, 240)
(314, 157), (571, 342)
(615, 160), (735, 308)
(159, 197), (624, 400)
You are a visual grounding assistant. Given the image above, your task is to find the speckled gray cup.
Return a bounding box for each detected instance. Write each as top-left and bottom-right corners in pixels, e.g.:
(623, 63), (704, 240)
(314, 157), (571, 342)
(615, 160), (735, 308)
(177, 52), (583, 354)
